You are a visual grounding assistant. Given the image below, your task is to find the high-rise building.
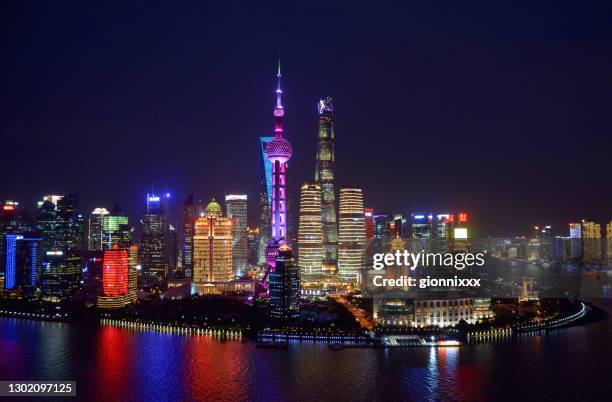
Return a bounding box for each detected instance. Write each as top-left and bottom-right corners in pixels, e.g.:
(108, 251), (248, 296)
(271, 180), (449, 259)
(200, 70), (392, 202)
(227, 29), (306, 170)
(193, 199), (233, 290)
(297, 183), (323, 281)
(127, 244), (138, 303)
(102, 205), (130, 250)
(226, 194), (248, 277)
(246, 227), (260, 267)
(264, 60), (292, 268)
(269, 244), (300, 321)
(41, 250), (81, 302)
(258, 136), (274, 264)
(1, 200), (33, 289)
(180, 194), (195, 278)
(569, 222), (582, 259)
(36, 201), (59, 256)
(55, 194), (85, 252)
(337, 186), (366, 284)
(373, 213), (393, 255)
(102, 245), (128, 296)
(581, 220), (602, 263)
(97, 244), (134, 309)
(435, 214), (451, 240)
(411, 213), (433, 253)
(140, 193), (170, 284)
(3, 233), (42, 294)
(82, 250), (104, 297)
(36, 194), (84, 301)
(88, 208), (108, 250)
(315, 97), (338, 273)
(411, 213), (433, 238)
(582, 220), (601, 238)
(364, 208), (374, 267)
(393, 214), (409, 238)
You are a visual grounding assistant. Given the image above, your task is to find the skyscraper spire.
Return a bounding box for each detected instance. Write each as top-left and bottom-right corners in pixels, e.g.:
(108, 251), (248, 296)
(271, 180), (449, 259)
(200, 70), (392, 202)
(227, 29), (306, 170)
(277, 55), (282, 93)
(274, 53), (284, 137)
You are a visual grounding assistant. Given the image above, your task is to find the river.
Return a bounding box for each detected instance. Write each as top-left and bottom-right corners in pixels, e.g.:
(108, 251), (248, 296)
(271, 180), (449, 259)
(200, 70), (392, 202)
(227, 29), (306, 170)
(1, 302), (610, 401)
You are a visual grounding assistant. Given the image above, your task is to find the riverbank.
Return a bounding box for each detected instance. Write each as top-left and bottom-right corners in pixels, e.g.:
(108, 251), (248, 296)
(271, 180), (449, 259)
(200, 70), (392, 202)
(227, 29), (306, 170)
(1, 299), (605, 347)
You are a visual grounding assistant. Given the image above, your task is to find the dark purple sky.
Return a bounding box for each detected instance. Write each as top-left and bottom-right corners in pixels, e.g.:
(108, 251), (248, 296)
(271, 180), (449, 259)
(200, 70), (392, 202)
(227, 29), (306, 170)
(1, 1), (611, 236)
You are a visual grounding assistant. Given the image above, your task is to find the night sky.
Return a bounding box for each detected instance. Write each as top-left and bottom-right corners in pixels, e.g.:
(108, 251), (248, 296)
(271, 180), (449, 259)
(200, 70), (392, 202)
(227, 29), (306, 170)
(1, 1), (611, 236)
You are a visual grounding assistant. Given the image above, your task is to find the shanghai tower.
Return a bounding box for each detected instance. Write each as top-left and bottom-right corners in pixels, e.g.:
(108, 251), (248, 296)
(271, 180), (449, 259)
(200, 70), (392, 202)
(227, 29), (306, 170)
(315, 97), (338, 273)
(264, 59), (292, 269)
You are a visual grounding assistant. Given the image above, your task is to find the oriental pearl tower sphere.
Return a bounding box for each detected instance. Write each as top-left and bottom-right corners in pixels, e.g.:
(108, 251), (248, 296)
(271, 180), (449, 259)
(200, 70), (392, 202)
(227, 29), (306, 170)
(264, 59), (293, 268)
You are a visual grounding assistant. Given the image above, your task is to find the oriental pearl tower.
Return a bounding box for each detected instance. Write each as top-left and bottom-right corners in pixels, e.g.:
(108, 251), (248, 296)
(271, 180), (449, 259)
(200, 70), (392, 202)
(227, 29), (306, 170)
(264, 58), (292, 269)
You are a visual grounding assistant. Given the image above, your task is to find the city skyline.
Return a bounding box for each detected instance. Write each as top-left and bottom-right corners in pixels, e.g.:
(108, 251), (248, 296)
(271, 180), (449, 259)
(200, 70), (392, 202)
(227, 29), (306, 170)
(2, 2), (612, 236)
(2, 4), (612, 401)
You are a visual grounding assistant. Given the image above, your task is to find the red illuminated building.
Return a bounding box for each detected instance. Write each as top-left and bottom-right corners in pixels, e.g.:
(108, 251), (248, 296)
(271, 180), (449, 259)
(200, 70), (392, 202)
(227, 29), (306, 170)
(103, 245), (128, 296)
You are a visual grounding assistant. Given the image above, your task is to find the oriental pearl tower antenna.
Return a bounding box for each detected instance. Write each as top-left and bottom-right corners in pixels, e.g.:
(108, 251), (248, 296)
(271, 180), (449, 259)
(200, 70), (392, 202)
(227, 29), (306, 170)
(263, 56), (293, 270)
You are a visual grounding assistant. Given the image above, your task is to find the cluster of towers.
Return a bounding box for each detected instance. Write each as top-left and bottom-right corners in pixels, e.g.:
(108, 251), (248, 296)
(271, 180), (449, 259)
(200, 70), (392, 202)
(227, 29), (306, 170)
(295, 100), (367, 288)
(250, 59), (367, 297)
(0, 59), (367, 315)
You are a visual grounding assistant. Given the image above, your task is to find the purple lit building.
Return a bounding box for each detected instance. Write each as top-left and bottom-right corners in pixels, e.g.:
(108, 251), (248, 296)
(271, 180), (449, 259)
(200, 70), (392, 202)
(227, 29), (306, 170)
(264, 60), (293, 268)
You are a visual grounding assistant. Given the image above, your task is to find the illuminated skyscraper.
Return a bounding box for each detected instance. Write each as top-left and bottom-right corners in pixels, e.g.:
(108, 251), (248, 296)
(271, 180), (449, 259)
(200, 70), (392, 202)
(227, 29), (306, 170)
(582, 220), (601, 238)
(298, 183), (323, 281)
(337, 186), (366, 284)
(37, 194), (84, 301)
(140, 193), (170, 284)
(373, 213), (392, 256)
(269, 244), (300, 321)
(3, 234), (42, 293)
(435, 214), (452, 240)
(411, 213), (433, 253)
(226, 194), (248, 277)
(1, 200), (33, 290)
(180, 194), (195, 278)
(569, 222), (582, 259)
(41, 250), (81, 302)
(364, 208), (374, 238)
(193, 199), (233, 290)
(264, 59), (292, 268)
(88, 207), (108, 250)
(127, 244), (138, 303)
(37, 201), (59, 256)
(102, 245), (128, 296)
(364, 208), (374, 267)
(315, 97), (338, 273)
(102, 205), (130, 249)
(258, 136), (274, 264)
(582, 220), (602, 263)
(97, 244), (134, 309)
(56, 194), (85, 252)
(38, 194), (85, 254)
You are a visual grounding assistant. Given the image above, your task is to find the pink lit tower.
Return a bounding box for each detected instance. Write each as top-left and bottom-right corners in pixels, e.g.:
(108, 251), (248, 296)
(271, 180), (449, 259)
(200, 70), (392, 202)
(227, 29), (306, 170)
(264, 58), (292, 268)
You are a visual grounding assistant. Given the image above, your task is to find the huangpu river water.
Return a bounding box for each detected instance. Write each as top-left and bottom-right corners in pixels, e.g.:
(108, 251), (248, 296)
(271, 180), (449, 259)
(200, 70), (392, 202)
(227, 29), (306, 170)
(1, 303), (611, 401)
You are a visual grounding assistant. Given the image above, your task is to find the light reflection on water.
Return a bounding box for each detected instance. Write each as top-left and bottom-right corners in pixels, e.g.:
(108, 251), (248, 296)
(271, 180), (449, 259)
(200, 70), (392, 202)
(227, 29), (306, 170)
(0, 305), (611, 401)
